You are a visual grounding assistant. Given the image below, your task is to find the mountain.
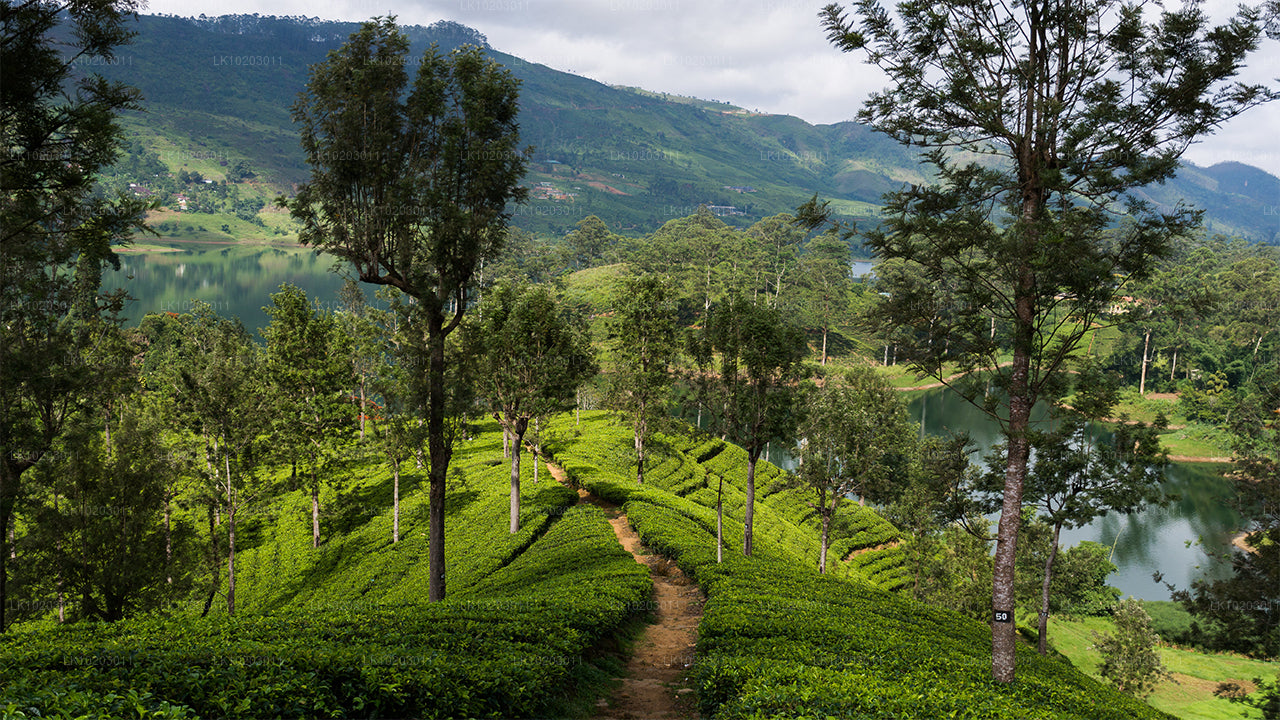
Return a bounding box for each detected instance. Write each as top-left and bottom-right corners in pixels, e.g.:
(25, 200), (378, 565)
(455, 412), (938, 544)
(94, 14), (1279, 243)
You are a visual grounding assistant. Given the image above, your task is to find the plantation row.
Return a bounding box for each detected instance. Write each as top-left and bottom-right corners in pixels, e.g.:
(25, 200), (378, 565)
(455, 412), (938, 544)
(551, 413), (1175, 720)
(553, 412), (905, 588)
(0, 422), (650, 719)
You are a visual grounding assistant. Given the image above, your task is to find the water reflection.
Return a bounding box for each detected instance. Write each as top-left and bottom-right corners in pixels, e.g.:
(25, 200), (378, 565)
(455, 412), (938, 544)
(107, 242), (357, 333)
(906, 387), (1240, 600)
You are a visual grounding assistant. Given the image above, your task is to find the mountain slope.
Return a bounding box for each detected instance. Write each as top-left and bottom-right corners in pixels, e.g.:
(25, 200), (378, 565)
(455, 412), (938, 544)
(95, 14), (1279, 242)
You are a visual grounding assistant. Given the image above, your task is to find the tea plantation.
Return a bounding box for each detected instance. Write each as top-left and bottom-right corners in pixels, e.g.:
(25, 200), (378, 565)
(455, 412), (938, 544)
(0, 412), (1175, 718)
(551, 411), (1177, 720)
(0, 420), (650, 719)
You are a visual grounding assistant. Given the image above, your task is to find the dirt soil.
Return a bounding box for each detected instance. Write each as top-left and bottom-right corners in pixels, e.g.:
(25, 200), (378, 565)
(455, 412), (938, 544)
(546, 462), (703, 719)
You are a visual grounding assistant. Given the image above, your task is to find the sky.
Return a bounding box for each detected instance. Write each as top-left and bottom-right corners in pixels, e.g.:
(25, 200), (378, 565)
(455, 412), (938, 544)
(145, 0), (1280, 179)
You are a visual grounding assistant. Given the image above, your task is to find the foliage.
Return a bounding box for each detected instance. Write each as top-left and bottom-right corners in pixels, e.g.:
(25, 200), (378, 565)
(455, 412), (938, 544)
(0, 422), (649, 719)
(793, 366), (915, 573)
(1092, 598), (1172, 698)
(552, 413), (1173, 719)
(0, 0), (151, 631)
(1215, 674), (1280, 720)
(605, 274), (680, 484)
(469, 283), (596, 532)
(689, 294), (807, 556)
(815, 0), (1276, 681)
(283, 17), (528, 600)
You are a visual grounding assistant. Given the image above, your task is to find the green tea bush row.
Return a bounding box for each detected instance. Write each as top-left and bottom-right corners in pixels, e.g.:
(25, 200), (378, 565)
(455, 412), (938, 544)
(553, 414), (1175, 720)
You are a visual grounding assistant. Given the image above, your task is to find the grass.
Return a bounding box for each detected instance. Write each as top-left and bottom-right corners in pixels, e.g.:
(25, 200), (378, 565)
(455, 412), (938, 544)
(1047, 614), (1278, 719)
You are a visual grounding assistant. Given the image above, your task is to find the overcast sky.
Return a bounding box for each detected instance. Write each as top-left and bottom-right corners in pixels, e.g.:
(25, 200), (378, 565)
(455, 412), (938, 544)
(145, 0), (1280, 178)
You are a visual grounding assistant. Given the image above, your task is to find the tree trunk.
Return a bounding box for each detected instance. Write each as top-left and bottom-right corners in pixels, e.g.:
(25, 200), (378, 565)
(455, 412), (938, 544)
(635, 422), (645, 484)
(509, 421), (526, 534)
(1037, 522), (1064, 655)
(1139, 329), (1151, 395)
(392, 456), (400, 544)
(427, 321), (449, 602)
(819, 508), (830, 574)
(226, 455), (236, 616)
(821, 326), (829, 366)
(359, 379), (367, 441)
(0, 502), (8, 633)
(1170, 349), (1177, 382)
(311, 466), (320, 549)
(164, 493), (172, 586)
(991, 295), (1035, 683)
(744, 451), (758, 557)
(201, 503), (218, 618)
(502, 425), (509, 459)
(716, 475), (724, 564)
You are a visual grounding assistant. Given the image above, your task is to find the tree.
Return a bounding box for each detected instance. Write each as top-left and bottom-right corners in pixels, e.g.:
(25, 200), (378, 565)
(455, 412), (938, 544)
(262, 284), (353, 548)
(27, 400), (188, 623)
(1163, 368), (1280, 658)
(470, 284), (596, 532)
(743, 212), (806, 308)
(0, 0), (151, 632)
(1093, 598), (1171, 698)
(173, 304), (275, 616)
(794, 366), (916, 572)
(815, 0), (1277, 683)
(606, 275), (680, 484)
(981, 364), (1167, 654)
(282, 18), (528, 601)
(797, 232), (853, 365)
(690, 294), (807, 557)
(562, 215), (615, 270)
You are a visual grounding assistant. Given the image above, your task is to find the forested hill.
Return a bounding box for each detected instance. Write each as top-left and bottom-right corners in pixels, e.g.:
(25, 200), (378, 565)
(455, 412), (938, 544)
(96, 13), (1280, 240)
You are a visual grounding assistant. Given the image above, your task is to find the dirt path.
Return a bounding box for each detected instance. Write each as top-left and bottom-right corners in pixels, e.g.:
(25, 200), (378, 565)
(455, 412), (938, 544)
(844, 539), (901, 561)
(546, 462), (703, 720)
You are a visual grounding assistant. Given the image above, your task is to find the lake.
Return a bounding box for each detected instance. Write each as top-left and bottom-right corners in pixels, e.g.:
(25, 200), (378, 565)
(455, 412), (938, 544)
(906, 387), (1239, 601)
(106, 241), (359, 334)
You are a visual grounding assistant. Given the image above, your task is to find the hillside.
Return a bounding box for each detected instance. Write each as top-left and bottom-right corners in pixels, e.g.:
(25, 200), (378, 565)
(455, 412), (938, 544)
(92, 14), (1280, 241)
(0, 413), (1179, 718)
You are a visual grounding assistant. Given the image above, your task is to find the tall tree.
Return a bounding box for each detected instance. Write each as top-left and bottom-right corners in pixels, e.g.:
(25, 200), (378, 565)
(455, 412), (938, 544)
(797, 232), (854, 366)
(282, 18), (528, 601)
(794, 366), (916, 573)
(470, 284), (596, 532)
(0, 0), (149, 632)
(262, 284), (353, 549)
(173, 304), (275, 616)
(690, 294), (807, 557)
(606, 275), (680, 484)
(562, 215), (616, 270)
(816, 0), (1277, 683)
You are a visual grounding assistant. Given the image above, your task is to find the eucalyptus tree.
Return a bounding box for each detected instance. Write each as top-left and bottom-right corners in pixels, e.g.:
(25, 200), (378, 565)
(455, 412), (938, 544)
(743, 213), (806, 308)
(262, 284), (353, 549)
(469, 284), (596, 533)
(174, 304), (275, 617)
(794, 366), (916, 573)
(815, 0), (1277, 682)
(606, 275), (680, 484)
(797, 232), (854, 365)
(0, 0), (149, 633)
(690, 294), (807, 557)
(282, 17), (528, 600)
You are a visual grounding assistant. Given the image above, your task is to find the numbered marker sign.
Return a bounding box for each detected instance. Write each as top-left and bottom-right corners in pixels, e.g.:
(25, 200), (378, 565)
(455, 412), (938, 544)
(993, 610), (1012, 623)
